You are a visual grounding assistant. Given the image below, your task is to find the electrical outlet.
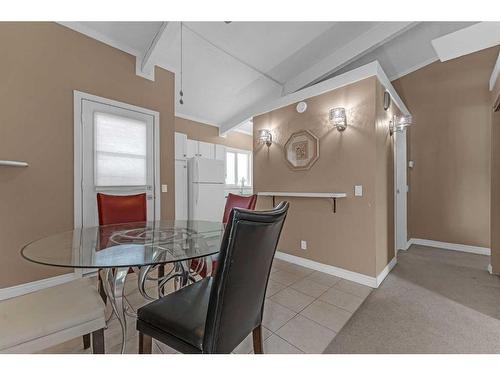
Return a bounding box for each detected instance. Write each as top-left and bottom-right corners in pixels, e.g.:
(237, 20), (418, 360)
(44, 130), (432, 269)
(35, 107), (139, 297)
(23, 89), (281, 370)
(161, 184), (168, 193)
(300, 240), (307, 250)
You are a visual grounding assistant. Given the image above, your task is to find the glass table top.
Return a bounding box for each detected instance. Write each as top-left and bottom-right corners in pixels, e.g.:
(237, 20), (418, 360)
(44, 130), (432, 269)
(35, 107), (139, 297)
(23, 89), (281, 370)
(21, 220), (224, 269)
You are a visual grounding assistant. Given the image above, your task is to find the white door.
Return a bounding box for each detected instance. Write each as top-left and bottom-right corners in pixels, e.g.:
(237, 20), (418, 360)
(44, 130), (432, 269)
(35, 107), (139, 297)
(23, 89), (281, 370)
(198, 141), (215, 159)
(175, 132), (187, 160)
(79, 96), (158, 228)
(175, 159), (188, 220)
(395, 130), (408, 251)
(186, 139), (198, 158)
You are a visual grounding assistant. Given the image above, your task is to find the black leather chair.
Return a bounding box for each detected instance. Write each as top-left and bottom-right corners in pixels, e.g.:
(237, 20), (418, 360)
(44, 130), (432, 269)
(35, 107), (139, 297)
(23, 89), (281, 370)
(136, 201), (289, 354)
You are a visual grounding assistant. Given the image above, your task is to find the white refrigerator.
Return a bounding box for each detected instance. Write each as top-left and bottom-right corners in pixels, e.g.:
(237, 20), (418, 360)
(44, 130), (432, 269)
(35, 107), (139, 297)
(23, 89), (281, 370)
(188, 157), (226, 222)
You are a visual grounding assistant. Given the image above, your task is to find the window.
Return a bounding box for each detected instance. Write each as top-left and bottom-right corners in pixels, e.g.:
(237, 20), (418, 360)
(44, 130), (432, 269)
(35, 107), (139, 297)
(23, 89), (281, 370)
(225, 148), (252, 187)
(94, 112), (147, 186)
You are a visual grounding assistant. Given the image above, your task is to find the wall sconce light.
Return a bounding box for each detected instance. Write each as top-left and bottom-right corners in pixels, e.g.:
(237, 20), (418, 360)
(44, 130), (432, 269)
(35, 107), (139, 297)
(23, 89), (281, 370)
(390, 114), (413, 135)
(258, 129), (273, 147)
(329, 107), (347, 131)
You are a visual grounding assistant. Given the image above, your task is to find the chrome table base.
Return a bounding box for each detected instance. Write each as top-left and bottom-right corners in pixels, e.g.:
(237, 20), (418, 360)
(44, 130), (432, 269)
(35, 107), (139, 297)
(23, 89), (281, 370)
(100, 259), (210, 354)
(100, 268), (129, 354)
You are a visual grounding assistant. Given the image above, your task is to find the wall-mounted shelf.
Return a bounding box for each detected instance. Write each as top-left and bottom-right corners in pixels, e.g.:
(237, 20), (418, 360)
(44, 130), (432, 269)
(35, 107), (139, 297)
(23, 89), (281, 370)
(0, 160), (28, 167)
(258, 191), (347, 213)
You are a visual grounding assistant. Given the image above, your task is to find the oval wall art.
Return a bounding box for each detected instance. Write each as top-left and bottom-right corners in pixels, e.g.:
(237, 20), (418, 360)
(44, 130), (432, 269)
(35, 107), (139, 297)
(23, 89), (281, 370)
(284, 130), (319, 170)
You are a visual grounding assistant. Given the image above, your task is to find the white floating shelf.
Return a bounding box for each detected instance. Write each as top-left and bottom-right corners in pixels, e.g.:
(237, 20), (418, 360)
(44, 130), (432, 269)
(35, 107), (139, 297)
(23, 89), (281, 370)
(258, 192), (347, 198)
(0, 160), (29, 167)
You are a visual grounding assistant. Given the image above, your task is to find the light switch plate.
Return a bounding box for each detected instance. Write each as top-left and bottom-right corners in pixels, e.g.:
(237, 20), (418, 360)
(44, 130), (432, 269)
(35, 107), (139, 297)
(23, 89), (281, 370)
(300, 240), (307, 250)
(161, 184), (168, 193)
(354, 185), (363, 197)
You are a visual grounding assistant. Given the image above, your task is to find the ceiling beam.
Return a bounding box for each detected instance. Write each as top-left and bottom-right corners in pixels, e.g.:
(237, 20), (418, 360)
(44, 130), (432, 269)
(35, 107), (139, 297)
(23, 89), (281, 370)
(432, 22), (500, 63)
(219, 61), (410, 135)
(136, 22), (180, 81)
(282, 22), (417, 95)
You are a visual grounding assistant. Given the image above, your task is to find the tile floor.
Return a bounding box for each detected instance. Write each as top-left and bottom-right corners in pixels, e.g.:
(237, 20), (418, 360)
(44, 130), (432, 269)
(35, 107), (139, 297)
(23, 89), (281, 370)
(39, 258), (372, 354)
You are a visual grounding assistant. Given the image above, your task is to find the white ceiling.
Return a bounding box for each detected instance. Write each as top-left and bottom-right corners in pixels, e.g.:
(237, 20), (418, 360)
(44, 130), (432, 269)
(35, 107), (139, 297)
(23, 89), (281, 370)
(330, 22), (477, 81)
(60, 21), (478, 134)
(65, 21), (163, 55)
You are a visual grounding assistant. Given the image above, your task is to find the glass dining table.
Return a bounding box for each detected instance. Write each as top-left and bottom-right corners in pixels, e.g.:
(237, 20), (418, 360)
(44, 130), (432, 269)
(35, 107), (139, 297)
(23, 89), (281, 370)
(21, 220), (224, 354)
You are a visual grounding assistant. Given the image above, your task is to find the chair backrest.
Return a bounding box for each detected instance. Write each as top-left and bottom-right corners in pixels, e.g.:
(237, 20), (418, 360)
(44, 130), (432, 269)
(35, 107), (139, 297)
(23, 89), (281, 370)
(96, 193), (147, 226)
(222, 193), (258, 224)
(203, 201), (289, 353)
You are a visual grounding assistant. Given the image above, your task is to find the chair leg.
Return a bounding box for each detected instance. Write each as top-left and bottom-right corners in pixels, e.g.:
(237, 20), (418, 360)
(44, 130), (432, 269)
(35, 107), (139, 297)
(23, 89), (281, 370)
(252, 325), (263, 354)
(91, 328), (105, 354)
(83, 333), (91, 349)
(139, 332), (152, 354)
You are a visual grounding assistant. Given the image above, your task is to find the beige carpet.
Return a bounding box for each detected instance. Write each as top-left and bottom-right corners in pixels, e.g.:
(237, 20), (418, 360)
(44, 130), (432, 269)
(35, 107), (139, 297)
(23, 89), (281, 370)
(324, 245), (500, 353)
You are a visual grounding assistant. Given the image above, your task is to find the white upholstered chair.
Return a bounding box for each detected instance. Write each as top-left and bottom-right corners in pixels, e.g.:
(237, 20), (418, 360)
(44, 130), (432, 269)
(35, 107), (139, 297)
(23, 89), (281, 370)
(0, 277), (106, 354)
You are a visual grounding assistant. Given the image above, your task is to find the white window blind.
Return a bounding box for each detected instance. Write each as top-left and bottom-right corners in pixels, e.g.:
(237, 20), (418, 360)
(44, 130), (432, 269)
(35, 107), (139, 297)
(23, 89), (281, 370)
(94, 112), (147, 186)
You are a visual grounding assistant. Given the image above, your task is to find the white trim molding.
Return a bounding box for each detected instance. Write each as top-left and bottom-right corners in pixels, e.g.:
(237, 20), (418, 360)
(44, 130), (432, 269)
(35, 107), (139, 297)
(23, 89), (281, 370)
(0, 273), (80, 301)
(274, 251), (396, 288)
(376, 257), (398, 287)
(408, 238), (490, 256)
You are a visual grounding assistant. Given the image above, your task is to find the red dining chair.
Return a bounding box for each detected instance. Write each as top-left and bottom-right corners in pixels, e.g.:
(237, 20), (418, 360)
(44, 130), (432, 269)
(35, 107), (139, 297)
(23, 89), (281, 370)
(96, 193), (147, 253)
(222, 193), (258, 225)
(96, 193), (147, 226)
(84, 193), (148, 350)
(191, 193), (258, 278)
(96, 193), (147, 300)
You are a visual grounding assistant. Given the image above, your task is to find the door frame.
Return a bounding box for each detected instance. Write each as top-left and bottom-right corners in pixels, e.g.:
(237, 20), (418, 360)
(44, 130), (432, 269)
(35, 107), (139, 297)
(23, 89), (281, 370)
(394, 130), (408, 253)
(73, 90), (161, 228)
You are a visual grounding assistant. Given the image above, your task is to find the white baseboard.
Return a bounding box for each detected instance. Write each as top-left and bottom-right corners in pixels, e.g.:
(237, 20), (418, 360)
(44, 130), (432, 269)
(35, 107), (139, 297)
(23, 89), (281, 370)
(376, 256), (398, 287)
(408, 238), (490, 256)
(0, 273), (80, 301)
(275, 251), (396, 288)
(404, 239), (413, 250)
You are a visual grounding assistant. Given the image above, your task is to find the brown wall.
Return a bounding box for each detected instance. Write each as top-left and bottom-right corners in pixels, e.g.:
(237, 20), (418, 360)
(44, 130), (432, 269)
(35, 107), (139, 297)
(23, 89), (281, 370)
(491, 72), (500, 273)
(393, 47), (499, 248)
(0, 23), (175, 288)
(175, 116), (253, 150)
(253, 77), (396, 277)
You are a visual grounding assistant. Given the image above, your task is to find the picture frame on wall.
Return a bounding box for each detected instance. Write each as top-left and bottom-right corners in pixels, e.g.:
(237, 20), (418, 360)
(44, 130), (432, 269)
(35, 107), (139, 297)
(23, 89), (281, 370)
(283, 130), (319, 170)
